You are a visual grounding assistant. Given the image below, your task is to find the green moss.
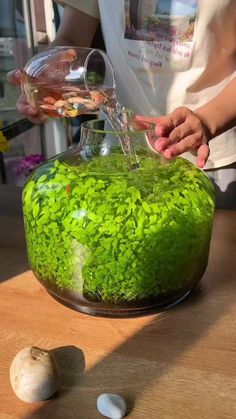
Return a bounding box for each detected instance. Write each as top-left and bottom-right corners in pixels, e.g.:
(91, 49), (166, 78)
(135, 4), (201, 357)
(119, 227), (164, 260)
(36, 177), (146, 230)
(22, 154), (215, 302)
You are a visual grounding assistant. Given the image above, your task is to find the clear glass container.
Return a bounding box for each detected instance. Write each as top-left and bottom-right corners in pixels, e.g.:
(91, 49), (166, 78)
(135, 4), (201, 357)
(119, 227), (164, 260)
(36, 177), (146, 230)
(21, 47), (115, 118)
(22, 120), (215, 317)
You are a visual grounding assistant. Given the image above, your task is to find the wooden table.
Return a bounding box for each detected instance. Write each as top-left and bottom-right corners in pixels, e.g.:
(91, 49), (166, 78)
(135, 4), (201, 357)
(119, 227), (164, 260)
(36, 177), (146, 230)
(0, 185), (236, 419)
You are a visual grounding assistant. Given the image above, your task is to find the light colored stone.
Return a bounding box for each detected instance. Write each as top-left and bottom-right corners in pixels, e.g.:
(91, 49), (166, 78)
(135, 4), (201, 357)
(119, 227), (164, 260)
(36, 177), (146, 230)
(10, 346), (60, 403)
(97, 393), (127, 419)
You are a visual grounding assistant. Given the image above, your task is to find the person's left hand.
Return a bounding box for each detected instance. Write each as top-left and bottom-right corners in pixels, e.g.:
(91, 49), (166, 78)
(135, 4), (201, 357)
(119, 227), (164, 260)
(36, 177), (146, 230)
(135, 107), (212, 168)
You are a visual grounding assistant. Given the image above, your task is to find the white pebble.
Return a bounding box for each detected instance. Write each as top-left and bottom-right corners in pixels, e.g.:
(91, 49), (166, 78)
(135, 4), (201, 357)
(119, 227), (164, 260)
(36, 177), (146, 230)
(97, 393), (127, 419)
(10, 347), (60, 403)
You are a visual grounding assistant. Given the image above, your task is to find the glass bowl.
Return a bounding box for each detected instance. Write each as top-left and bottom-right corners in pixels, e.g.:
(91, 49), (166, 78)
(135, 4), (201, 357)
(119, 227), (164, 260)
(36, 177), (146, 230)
(22, 120), (215, 317)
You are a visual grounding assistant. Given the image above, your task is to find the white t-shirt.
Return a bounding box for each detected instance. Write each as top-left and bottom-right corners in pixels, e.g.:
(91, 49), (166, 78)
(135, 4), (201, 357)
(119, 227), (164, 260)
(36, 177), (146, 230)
(55, 0), (236, 169)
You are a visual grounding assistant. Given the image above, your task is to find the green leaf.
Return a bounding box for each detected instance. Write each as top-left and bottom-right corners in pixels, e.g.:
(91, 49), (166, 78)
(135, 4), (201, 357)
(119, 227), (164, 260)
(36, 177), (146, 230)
(142, 201), (151, 213)
(33, 202), (40, 218)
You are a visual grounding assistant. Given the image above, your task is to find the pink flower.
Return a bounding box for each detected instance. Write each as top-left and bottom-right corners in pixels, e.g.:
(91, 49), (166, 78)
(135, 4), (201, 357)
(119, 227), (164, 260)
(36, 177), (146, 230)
(16, 154), (45, 177)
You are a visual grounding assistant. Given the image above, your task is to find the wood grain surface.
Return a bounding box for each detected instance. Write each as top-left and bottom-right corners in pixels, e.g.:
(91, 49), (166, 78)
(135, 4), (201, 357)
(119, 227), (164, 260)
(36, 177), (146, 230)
(0, 185), (236, 419)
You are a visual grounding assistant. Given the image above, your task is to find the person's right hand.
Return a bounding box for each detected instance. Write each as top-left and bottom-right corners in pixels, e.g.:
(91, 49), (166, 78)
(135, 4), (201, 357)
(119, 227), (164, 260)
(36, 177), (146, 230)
(7, 69), (49, 124)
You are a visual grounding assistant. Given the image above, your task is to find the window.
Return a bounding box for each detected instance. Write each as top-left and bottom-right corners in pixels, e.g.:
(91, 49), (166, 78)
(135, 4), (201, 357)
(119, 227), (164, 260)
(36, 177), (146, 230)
(0, 0), (67, 185)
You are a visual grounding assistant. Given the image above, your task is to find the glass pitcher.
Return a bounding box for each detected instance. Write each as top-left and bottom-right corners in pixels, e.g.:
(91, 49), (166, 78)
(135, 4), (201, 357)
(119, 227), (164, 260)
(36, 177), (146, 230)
(21, 47), (115, 118)
(22, 120), (215, 317)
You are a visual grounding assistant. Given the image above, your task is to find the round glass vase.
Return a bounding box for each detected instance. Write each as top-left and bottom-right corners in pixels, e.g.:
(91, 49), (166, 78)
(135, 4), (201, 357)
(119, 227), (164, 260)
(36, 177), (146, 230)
(22, 120), (215, 317)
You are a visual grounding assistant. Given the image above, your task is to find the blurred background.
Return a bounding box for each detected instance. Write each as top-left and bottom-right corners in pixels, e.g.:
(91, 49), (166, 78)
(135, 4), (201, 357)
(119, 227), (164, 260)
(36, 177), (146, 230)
(0, 0), (103, 186)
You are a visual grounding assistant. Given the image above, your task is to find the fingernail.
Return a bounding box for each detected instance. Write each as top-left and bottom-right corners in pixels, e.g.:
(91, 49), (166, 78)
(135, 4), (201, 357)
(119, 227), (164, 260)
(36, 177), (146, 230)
(197, 160), (205, 168)
(154, 140), (163, 151)
(164, 149), (173, 158)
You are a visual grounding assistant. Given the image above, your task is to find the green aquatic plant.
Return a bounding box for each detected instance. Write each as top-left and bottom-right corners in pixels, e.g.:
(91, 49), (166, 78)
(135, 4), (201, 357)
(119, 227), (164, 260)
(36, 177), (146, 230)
(23, 154), (215, 302)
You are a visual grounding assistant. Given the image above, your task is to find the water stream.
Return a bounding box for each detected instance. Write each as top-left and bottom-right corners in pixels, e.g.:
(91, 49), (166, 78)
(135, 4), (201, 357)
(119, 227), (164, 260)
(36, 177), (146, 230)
(100, 92), (140, 170)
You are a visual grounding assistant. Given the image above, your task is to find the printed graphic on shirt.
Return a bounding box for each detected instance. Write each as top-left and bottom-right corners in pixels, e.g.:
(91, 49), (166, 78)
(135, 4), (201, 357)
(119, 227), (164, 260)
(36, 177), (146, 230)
(124, 0), (198, 71)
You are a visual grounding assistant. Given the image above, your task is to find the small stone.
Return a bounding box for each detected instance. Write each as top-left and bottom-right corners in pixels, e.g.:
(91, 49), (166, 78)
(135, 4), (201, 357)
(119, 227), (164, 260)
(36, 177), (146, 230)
(40, 103), (56, 111)
(10, 347), (60, 403)
(57, 107), (67, 116)
(54, 99), (68, 109)
(72, 103), (84, 110)
(97, 393), (127, 419)
(65, 109), (81, 117)
(68, 97), (99, 112)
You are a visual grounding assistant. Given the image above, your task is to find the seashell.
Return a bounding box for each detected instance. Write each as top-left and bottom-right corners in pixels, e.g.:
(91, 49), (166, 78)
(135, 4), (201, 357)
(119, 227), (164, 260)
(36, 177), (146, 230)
(62, 92), (79, 100)
(54, 100), (68, 108)
(68, 97), (91, 105)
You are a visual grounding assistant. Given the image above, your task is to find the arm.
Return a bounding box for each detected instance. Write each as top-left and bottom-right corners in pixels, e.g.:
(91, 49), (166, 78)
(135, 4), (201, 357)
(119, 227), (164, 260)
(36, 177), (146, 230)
(136, 77), (236, 168)
(195, 77), (236, 138)
(7, 5), (99, 123)
(51, 5), (99, 47)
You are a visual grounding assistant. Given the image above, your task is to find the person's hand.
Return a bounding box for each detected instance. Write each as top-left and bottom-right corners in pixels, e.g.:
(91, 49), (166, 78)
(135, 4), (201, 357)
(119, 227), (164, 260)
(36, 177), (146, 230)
(7, 69), (49, 124)
(7, 50), (79, 124)
(136, 107), (212, 168)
